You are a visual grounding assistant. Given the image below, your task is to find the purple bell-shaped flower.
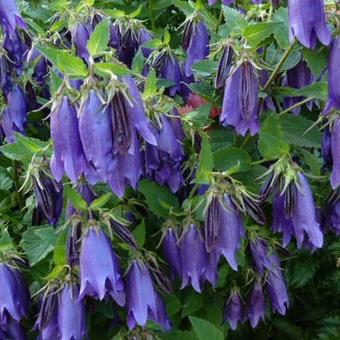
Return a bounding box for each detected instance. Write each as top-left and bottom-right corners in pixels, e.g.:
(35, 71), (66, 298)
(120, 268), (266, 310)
(224, 291), (243, 330)
(288, 0), (331, 49)
(220, 61), (259, 136)
(0, 0), (27, 36)
(162, 228), (182, 279)
(246, 281), (265, 328)
(79, 227), (126, 305)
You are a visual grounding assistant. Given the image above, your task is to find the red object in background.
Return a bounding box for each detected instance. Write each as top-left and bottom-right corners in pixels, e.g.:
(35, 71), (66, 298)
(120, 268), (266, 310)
(178, 94), (221, 119)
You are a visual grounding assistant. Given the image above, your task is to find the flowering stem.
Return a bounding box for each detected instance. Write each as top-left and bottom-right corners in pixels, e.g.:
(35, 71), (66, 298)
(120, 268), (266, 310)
(278, 97), (315, 116)
(12, 160), (23, 209)
(263, 41), (296, 91)
(148, 0), (156, 30)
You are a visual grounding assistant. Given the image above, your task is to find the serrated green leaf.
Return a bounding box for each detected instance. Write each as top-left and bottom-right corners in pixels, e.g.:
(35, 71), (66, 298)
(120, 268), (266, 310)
(196, 136), (214, 184)
(189, 316), (224, 340)
(36, 44), (88, 79)
(258, 114), (289, 159)
(131, 50), (145, 74)
(171, 0), (194, 15)
(139, 180), (179, 217)
(94, 62), (132, 78)
(303, 47), (328, 77)
(87, 19), (110, 57)
(0, 229), (14, 252)
(213, 146), (251, 173)
(272, 7), (289, 49)
(133, 220), (145, 247)
(90, 192), (112, 210)
(129, 4), (143, 18)
(244, 22), (277, 48)
(280, 115), (322, 148)
(222, 6), (248, 34)
(144, 69), (158, 98)
(192, 60), (218, 77)
(53, 228), (68, 266)
(64, 185), (88, 211)
(188, 82), (215, 102)
(21, 227), (57, 266)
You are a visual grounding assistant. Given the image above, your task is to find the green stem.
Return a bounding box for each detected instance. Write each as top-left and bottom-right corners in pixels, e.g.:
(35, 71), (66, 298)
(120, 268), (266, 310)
(148, 0), (156, 30)
(216, 9), (224, 33)
(12, 161), (23, 209)
(278, 97), (315, 116)
(263, 41), (296, 92)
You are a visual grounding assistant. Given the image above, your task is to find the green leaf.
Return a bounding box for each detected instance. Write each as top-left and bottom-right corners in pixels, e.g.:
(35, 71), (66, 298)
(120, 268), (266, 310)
(272, 7), (290, 49)
(129, 4), (143, 18)
(222, 6), (248, 34)
(273, 82), (327, 101)
(144, 69), (158, 98)
(133, 220), (145, 247)
(142, 39), (163, 49)
(0, 134), (49, 161)
(87, 18), (110, 57)
(0, 229), (14, 252)
(0, 168), (13, 191)
(195, 136), (214, 184)
(300, 149), (322, 176)
(139, 180), (179, 217)
(171, 0), (194, 15)
(131, 50), (145, 74)
(53, 228), (68, 266)
(185, 103), (212, 128)
(280, 115), (322, 148)
(102, 8), (126, 19)
(192, 60), (218, 77)
(303, 47), (328, 77)
(258, 114), (289, 159)
(36, 44), (88, 79)
(21, 227), (57, 266)
(90, 193), (112, 210)
(213, 146), (251, 173)
(244, 22), (277, 48)
(94, 63), (132, 78)
(189, 316), (224, 340)
(188, 82), (215, 103)
(64, 185), (88, 211)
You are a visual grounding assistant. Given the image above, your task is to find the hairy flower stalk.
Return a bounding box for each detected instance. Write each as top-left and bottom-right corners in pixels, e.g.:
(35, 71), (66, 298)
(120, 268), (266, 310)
(220, 61), (259, 136)
(183, 19), (210, 77)
(224, 291), (243, 330)
(126, 259), (170, 330)
(288, 0), (331, 49)
(50, 96), (87, 183)
(79, 227), (126, 305)
(324, 37), (340, 114)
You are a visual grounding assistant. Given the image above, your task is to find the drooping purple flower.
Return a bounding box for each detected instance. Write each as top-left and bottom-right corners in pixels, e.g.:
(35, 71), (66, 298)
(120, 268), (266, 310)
(26, 48), (48, 85)
(109, 219), (138, 249)
(1, 317), (26, 340)
(321, 126), (332, 169)
(154, 51), (182, 97)
(78, 90), (116, 181)
(108, 136), (143, 198)
(0, 263), (29, 323)
(213, 194), (245, 271)
(50, 96), (87, 183)
(149, 292), (172, 331)
(179, 224), (207, 293)
(324, 193), (340, 235)
(58, 284), (87, 340)
(324, 37), (340, 114)
(33, 172), (63, 226)
(224, 291), (243, 330)
(215, 44), (234, 90)
(126, 260), (157, 329)
(220, 61), (259, 136)
(246, 281), (265, 328)
(145, 112), (184, 193)
(110, 22), (153, 67)
(0, 0), (27, 35)
(252, 0), (263, 3)
(183, 20), (210, 77)
(79, 227), (126, 305)
(272, 173), (323, 249)
(330, 119), (340, 189)
(0, 84), (27, 143)
(162, 228), (182, 278)
(266, 269), (289, 315)
(202, 250), (219, 287)
(284, 60), (314, 114)
(288, 0), (331, 49)
(250, 238), (274, 274)
(71, 21), (91, 63)
(35, 290), (59, 340)
(3, 30), (28, 71)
